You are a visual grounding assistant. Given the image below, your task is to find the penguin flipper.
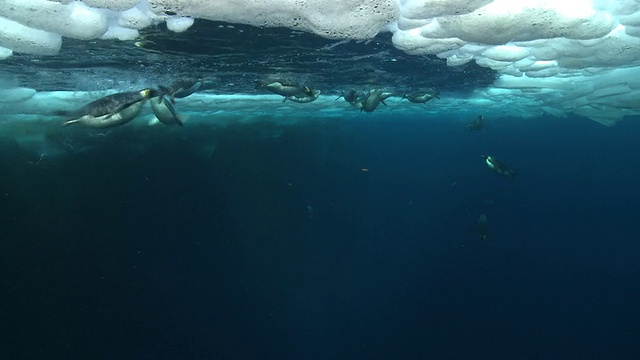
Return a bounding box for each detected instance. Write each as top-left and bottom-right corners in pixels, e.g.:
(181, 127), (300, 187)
(171, 87), (185, 103)
(157, 95), (183, 126)
(162, 95), (179, 117)
(155, 85), (175, 103)
(183, 82), (202, 94)
(61, 119), (80, 127)
(381, 100), (388, 106)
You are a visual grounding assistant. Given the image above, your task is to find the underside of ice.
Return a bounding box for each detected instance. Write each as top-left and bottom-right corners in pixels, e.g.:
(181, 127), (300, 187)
(1, 0), (640, 125)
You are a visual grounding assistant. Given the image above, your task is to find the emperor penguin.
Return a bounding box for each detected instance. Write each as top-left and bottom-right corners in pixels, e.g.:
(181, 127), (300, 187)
(477, 212), (488, 240)
(481, 155), (517, 179)
(59, 88), (157, 128)
(402, 91), (440, 103)
(336, 89), (358, 103)
(165, 78), (202, 103)
(361, 89), (393, 112)
(150, 94), (184, 126)
(283, 90), (321, 103)
(467, 115), (486, 131)
(259, 79), (315, 98)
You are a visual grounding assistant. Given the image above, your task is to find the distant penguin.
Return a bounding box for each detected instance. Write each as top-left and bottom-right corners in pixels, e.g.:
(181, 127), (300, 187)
(361, 89), (391, 112)
(402, 91), (440, 103)
(467, 115), (485, 131)
(165, 78), (202, 103)
(477, 212), (488, 240)
(481, 155), (517, 178)
(150, 95), (184, 126)
(283, 90), (321, 103)
(59, 88), (157, 128)
(336, 89), (358, 103)
(259, 80), (314, 98)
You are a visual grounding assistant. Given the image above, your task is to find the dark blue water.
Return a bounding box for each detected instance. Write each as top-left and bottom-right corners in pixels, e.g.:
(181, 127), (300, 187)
(1, 114), (639, 359)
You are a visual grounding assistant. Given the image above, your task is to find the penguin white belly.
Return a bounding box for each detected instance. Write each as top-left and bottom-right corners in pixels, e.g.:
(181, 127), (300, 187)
(485, 158), (496, 170)
(69, 100), (146, 128)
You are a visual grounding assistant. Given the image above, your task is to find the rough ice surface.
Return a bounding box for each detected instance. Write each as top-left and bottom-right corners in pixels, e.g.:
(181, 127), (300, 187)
(1, 0), (640, 125)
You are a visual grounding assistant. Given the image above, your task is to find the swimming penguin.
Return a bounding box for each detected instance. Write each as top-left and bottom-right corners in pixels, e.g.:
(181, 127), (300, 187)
(283, 90), (321, 103)
(164, 78), (202, 103)
(350, 93), (367, 109)
(402, 91), (440, 103)
(467, 115), (486, 131)
(337, 90), (369, 109)
(336, 89), (358, 103)
(59, 88), (157, 128)
(361, 89), (392, 113)
(481, 155), (517, 178)
(259, 79), (314, 98)
(150, 95), (184, 126)
(477, 212), (488, 240)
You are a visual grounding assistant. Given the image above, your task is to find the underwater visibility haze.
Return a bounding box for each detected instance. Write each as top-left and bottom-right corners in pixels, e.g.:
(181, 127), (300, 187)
(1, 1), (640, 359)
